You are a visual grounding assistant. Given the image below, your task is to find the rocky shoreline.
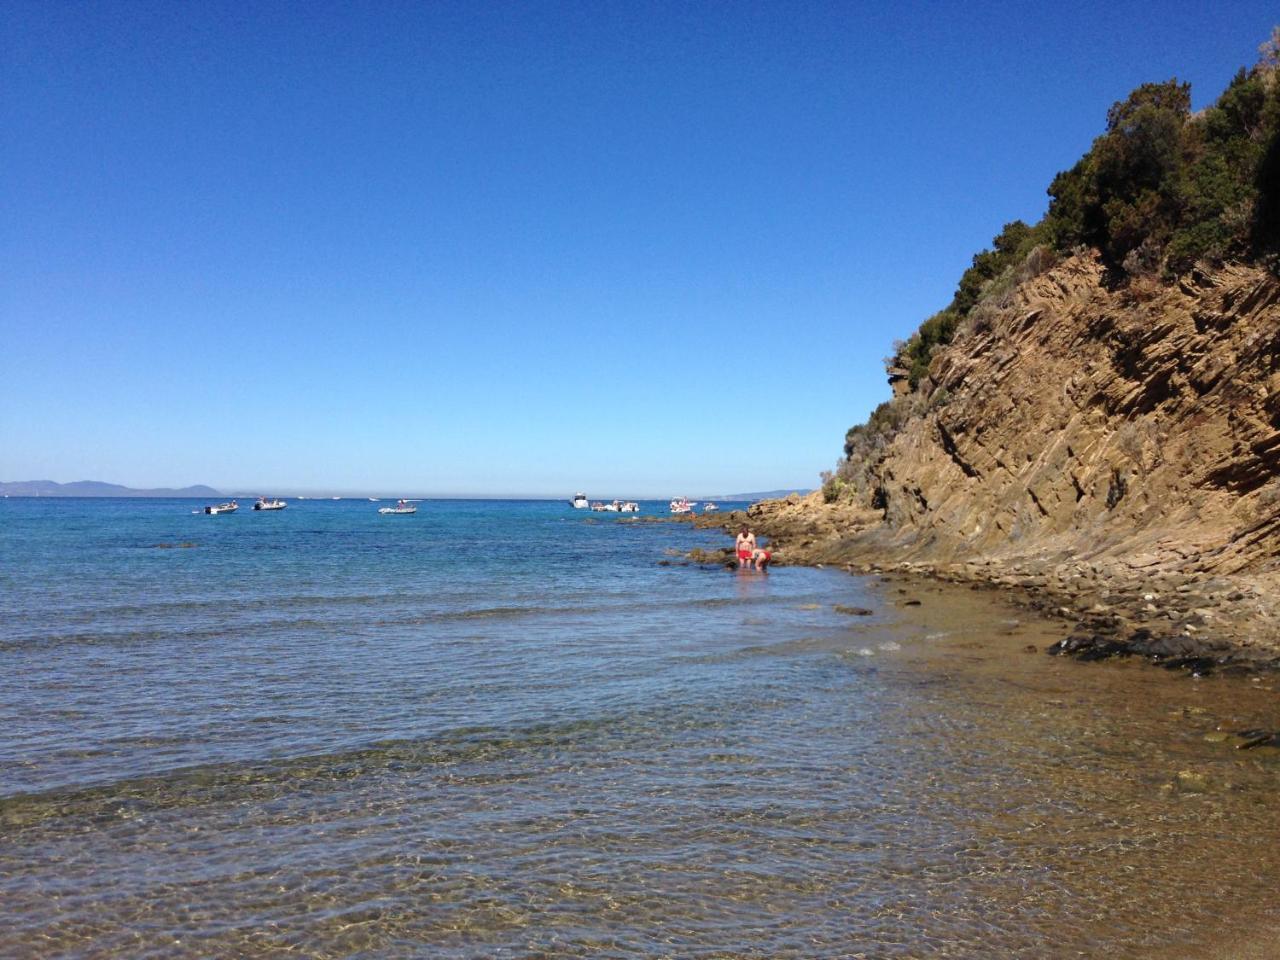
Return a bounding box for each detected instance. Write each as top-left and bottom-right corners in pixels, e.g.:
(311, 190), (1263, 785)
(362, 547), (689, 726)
(682, 497), (1280, 679)
(693, 256), (1280, 681)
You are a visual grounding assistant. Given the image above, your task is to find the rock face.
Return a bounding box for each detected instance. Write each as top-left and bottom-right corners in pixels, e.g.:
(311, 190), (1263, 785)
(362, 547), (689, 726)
(876, 255), (1280, 577)
(736, 254), (1280, 656)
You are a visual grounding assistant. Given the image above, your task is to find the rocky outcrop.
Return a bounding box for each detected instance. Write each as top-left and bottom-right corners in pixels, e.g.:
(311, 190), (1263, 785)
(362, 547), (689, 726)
(875, 256), (1280, 575)
(733, 254), (1280, 656)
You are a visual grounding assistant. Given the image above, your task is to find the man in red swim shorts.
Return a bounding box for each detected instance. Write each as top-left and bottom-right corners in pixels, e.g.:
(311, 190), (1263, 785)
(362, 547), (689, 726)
(735, 525), (757, 569)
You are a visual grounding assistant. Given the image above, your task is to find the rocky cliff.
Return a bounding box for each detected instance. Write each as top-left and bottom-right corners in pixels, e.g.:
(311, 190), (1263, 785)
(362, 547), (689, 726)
(880, 254), (1280, 571)
(737, 254), (1280, 659)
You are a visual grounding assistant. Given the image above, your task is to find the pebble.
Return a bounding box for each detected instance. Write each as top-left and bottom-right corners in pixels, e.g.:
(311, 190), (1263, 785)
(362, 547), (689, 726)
(1175, 770), (1209, 792)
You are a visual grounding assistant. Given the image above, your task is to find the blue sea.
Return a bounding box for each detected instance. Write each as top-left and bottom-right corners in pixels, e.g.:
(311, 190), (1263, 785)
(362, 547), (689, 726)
(2, 497), (1279, 958)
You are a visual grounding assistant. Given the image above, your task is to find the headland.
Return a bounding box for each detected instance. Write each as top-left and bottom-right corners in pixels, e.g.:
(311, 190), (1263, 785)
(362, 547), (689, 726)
(689, 54), (1280, 675)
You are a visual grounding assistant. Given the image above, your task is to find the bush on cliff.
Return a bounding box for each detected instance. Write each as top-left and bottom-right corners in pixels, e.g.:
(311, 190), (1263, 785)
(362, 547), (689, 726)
(1043, 36), (1280, 275)
(896, 219), (1040, 388)
(1256, 123), (1280, 254)
(1043, 80), (1193, 271)
(897, 31), (1279, 387)
(831, 395), (927, 504)
(1167, 68), (1272, 271)
(1252, 33), (1280, 255)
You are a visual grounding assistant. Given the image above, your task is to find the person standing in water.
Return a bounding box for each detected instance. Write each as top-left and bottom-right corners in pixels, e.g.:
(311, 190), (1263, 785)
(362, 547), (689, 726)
(735, 525), (757, 569)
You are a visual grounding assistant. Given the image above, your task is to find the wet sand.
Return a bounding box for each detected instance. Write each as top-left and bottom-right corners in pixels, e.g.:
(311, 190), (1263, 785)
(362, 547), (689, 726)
(841, 573), (1280, 959)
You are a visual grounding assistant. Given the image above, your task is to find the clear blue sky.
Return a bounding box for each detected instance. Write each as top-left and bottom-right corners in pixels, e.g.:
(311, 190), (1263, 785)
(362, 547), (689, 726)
(3, 1), (1275, 496)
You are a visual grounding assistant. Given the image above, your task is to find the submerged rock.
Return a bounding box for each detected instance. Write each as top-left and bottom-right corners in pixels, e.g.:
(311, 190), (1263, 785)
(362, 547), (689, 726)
(1046, 633), (1133, 662)
(685, 547), (735, 568)
(1041, 622), (1280, 677)
(1158, 655), (1218, 677)
(1173, 769), (1211, 792)
(1234, 729), (1280, 751)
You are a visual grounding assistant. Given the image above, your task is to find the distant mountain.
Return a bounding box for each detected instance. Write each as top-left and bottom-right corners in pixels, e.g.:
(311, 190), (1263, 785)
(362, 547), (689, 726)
(0, 480), (222, 498)
(704, 489), (814, 502)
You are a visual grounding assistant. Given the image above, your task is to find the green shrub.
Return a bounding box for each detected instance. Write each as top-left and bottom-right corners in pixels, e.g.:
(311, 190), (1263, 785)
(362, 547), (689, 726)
(821, 474), (848, 504)
(1040, 60), (1278, 274)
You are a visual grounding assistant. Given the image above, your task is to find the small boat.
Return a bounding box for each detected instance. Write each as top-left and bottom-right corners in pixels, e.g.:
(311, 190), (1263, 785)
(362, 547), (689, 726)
(591, 499), (640, 513)
(703, 502), (719, 513)
(253, 497), (286, 511)
(205, 500), (238, 515)
(369, 497), (380, 502)
(669, 497), (696, 515)
(379, 499), (417, 515)
(571, 493), (589, 509)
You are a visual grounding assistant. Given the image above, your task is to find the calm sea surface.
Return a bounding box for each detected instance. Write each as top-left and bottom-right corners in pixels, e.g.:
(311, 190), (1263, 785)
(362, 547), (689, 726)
(2, 497), (1278, 958)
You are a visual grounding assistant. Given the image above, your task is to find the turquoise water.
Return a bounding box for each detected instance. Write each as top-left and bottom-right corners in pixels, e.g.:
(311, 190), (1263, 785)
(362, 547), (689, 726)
(0, 498), (770, 795)
(2, 497), (1279, 958)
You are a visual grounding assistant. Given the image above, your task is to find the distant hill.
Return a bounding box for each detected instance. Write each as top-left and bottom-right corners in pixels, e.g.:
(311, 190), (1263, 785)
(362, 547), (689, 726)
(705, 489), (814, 502)
(0, 480), (222, 498)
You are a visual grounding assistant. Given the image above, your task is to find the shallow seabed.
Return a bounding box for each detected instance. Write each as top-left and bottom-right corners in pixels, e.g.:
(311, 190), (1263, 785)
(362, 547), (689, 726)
(1, 498), (1278, 958)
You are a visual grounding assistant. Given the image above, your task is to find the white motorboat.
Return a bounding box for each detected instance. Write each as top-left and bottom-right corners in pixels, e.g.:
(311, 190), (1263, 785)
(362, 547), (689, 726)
(205, 500), (238, 515)
(589, 500), (639, 513)
(379, 499), (417, 515)
(571, 493), (589, 509)
(253, 497), (286, 511)
(703, 502), (719, 513)
(669, 497), (696, 514)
